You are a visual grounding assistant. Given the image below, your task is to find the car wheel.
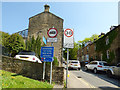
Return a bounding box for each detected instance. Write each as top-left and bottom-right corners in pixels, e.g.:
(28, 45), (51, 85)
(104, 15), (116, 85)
(85, 66), (88, 71)
(93, 68), (97, 74)
(78, 68), (80, 70)
(36, 60), (38, 63)
(107, 70), (112, 78)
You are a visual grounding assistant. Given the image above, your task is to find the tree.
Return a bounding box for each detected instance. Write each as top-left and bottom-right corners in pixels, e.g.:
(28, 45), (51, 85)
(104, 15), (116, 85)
(6, 33), (25, 57)
(78, 34), (99, 48)
(69, 42), (79, 60)
(35, 36), (42, 57)
(63, 42), (79, 60)
(0, 31), (10, 46)
(26, 36), (43, 58)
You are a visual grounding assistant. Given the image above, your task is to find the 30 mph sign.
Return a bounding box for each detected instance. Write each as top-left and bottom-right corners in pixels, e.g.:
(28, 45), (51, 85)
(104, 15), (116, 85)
(63, 29), (74, 48)
(47, 28), (58, 38)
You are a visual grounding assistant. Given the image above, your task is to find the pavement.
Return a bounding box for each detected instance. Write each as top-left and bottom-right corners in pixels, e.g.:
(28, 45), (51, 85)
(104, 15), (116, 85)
(53, 68), (95, 88)
(53, 84), (64, 88)
(65, 69), (95, 88)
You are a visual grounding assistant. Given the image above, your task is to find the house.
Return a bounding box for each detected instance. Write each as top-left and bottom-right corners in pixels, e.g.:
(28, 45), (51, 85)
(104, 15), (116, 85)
(78, 25), (120, 65)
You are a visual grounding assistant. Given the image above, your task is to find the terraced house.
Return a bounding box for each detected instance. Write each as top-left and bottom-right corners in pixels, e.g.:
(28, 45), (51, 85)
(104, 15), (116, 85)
(78, 25), (120, 65)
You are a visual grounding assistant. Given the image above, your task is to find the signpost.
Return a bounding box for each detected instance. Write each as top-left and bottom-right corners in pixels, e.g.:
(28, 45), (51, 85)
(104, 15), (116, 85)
(63, 28), (74, 88)
(40, 27), (58, 84)
(41, 47), (54, 80)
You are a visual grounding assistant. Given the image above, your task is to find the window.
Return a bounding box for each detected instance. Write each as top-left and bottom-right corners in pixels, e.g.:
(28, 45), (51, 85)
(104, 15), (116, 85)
(90, 62), (93, 64)
(82, 50), (84, 54)
(86, 54), (89, 61)
(90, 62), (97, 64)
(93, 62), (97, 64)
(101, 54), (103, 61)
(87, 46), (89, 51)
(106, 36), (109, 45)
(99, 62), (108, 66)
(94, 44), (96, 50)
(117, 63), (120, 67)
(95, 55), (97, 59)
(82, 56), (84, 61)
(107, 50), (110, 59)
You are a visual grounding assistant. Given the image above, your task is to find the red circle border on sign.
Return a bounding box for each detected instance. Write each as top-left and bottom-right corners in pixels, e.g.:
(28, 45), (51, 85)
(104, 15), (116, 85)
(64, 29), (73, 37)
(47, 28), (58, 38)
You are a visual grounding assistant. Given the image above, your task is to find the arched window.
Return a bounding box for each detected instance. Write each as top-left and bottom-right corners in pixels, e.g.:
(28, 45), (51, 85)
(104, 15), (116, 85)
(106, 36), (109, 45)
(107, 50), (110, 59)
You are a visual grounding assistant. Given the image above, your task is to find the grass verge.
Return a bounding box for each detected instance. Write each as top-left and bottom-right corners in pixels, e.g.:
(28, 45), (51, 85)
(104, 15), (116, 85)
(0, 70), (53, 88)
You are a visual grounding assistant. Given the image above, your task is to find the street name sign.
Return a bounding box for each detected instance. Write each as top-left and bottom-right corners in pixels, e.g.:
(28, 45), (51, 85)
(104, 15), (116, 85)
(47, 28), (58, 38)
(63, 28), (74, 48)
(47, 38), (57, 42)
(41, 47), (54, 62)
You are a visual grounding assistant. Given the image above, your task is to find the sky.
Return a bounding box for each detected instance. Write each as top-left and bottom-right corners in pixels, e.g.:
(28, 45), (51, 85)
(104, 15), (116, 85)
(2, 1), (118, 42)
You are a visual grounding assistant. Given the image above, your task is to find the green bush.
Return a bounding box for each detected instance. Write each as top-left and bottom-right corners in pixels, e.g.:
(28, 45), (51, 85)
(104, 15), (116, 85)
(53, 57), (59, 66)
(46, 57), (59, 67)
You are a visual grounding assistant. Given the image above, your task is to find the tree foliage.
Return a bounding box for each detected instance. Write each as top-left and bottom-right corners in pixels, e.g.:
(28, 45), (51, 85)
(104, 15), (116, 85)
(78, 34), (99, 48)
(63, 42), (79, 60)
(26, 36), (43, 58)
(0, 31), (10, 46)
(5, 33), (25, 57)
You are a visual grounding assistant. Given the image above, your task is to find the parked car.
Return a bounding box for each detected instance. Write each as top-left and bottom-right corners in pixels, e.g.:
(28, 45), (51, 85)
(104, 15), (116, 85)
(62, 61), (67, 68)
(85, 61), (109, 73)
(68, 60), (81, 70)
(15, 50), (42, 63)
(107, 63), (120, 77)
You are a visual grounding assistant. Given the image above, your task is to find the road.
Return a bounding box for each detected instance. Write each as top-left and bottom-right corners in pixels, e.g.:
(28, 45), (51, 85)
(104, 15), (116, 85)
(69, 69), (120, 89)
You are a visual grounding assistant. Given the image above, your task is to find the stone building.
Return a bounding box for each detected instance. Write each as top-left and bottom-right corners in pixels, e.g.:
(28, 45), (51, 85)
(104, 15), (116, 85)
(28, 5), (64, 66)
(78, 25), (120, 65)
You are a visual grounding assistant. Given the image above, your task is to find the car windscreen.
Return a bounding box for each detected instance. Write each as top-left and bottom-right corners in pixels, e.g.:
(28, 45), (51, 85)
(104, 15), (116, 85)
(18, 51), (35, 55)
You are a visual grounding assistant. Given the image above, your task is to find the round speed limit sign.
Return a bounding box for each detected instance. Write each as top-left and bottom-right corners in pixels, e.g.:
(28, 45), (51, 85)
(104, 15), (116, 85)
(64, 29), (73, 37)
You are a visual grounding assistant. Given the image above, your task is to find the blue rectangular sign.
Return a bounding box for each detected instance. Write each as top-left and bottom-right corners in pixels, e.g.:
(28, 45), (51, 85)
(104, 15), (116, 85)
(41, 47), (54, 62)
(41, 47), (54, 57)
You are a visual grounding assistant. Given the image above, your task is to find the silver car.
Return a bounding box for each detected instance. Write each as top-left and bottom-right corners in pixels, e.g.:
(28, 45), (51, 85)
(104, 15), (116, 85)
(85, 61), (109, 73)
(68, 60), (81, 70)
(107, 63), (120, 77)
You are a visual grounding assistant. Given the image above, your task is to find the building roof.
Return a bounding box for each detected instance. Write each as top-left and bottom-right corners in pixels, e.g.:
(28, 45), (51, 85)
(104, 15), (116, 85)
(29, 11), (64, 21)
(29, 5), (64, 21)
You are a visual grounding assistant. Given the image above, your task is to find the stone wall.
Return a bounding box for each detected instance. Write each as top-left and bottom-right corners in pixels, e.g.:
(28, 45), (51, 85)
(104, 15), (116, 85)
(2, 55), (64, 84)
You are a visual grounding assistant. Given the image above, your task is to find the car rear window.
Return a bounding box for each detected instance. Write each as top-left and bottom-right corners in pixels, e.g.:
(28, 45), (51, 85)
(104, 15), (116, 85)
(71, 61), (79, 63)
(90, 62), (97, 64)
(18, 51), (35, 55)
(99, 62), (108, 66)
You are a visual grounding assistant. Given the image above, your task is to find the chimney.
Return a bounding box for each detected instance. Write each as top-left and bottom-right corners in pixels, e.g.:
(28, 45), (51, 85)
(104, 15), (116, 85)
(110, 26), (116, 31)
(44, 4), (50, 12)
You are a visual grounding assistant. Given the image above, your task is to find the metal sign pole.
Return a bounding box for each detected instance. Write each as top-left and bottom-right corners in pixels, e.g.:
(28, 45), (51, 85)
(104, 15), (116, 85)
(43, 62), (46, 80)
(50, 61), (52, 84)
(66, 48), (69, 88)
(50, 42), (53, 84)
